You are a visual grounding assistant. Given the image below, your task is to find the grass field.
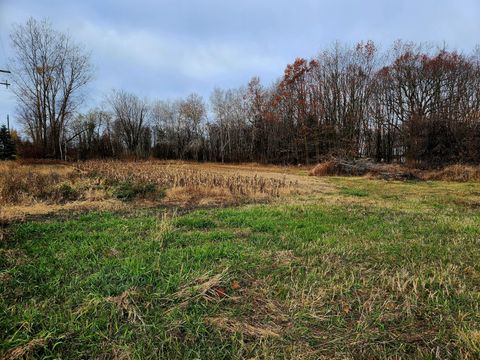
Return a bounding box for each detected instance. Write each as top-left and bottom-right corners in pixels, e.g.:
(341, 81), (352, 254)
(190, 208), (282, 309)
(1, 162), (480, 359)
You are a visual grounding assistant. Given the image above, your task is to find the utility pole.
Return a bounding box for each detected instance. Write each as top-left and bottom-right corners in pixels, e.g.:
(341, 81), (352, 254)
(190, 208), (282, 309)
(0, 69), (11, 88)
(1, 69), (12, 131)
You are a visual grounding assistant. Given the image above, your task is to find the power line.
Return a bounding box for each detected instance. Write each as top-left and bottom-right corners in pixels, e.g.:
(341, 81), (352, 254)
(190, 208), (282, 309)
(0, 68), (11, 88)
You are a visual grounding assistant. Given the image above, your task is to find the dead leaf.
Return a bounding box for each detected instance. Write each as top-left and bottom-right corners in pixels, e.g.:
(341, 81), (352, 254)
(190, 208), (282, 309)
(213, 286), (226, 298)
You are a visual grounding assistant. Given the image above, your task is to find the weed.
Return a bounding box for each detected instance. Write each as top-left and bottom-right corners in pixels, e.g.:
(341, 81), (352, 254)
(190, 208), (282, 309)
(51, 183), (79, 202)
(112, 181), (159, 201)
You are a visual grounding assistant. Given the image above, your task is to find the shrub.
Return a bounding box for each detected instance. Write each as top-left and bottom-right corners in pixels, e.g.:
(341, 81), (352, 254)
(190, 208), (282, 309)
(50, 183), (79, 202)
(113, 181), (159, 201)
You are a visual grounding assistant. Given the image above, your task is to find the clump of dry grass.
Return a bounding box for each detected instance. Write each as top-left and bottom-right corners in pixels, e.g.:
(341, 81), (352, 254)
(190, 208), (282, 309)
(172, 269), (230, 306)
(105, 247), (121, 258)
(5, 338), (47, 359)
(106, 289), (144, 324)
(309, 160), (341, 176)
(309, 159), (417, 181)
(74, 288), (145, 325)
(206, 317), (281, 338)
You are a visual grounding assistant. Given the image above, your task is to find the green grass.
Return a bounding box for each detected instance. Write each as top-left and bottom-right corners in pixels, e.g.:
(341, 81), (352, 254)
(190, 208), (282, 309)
(340, 188), (369, 197)
(1, 179), (480, 359)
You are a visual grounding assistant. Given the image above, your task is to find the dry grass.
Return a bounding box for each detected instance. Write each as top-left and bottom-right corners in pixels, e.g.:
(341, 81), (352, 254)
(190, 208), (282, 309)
(164, 185), (236, 207)
(206, 317), (281, 338)
(76, 160), (298, 198)
(172, 269), (231, 306)
(5, 338), (48, 360)
(421, 164), (480, 181)
(310, 160), (480, 182)
(0, 162), (79, 204)
(106, 289), (144, 324)
(309, 159), (407, 177)
(309, 160), (341, 176)
(0, 160), (305, 222)
(456, 330), (480, 355)
(0, 199), (126, 224)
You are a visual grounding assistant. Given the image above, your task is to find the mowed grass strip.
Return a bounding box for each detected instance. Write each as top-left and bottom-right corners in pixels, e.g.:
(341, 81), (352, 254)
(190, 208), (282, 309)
(1, 181), (480, 359)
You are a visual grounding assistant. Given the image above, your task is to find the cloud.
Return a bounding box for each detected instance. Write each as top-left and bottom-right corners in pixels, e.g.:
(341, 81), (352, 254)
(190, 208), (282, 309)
(1, 0), (480, 130)
(76, 21), (283, 81)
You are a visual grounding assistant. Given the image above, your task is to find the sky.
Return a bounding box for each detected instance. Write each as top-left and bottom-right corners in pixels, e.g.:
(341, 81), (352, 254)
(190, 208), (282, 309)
(0, 0), (479, 130)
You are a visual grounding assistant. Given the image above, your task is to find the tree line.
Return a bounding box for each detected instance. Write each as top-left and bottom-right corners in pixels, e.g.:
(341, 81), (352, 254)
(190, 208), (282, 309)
(8, 18), (480, 166)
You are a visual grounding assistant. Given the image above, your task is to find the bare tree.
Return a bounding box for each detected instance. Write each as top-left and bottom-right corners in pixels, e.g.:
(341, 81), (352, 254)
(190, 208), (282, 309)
(179, 93), (206, 160)
(108, 89), (150, 157)
(10, 17), (93, 158)
(12, 32), (479, 166)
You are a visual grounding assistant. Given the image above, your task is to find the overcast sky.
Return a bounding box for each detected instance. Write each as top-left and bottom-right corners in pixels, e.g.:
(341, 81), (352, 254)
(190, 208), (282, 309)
(1, 0), (480, 129)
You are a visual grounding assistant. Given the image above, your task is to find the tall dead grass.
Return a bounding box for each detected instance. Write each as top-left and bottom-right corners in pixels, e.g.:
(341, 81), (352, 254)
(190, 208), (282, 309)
(310, 160), (480, 182)
(0, 160), (298, 210)
(0, 162), (80, 204)
(421, 164), (480, 182)
(75, 160), (297, 198)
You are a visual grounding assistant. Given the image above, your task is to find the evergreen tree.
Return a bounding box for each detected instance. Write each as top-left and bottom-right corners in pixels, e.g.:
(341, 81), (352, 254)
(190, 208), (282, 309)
(0, 125), (16, 160)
